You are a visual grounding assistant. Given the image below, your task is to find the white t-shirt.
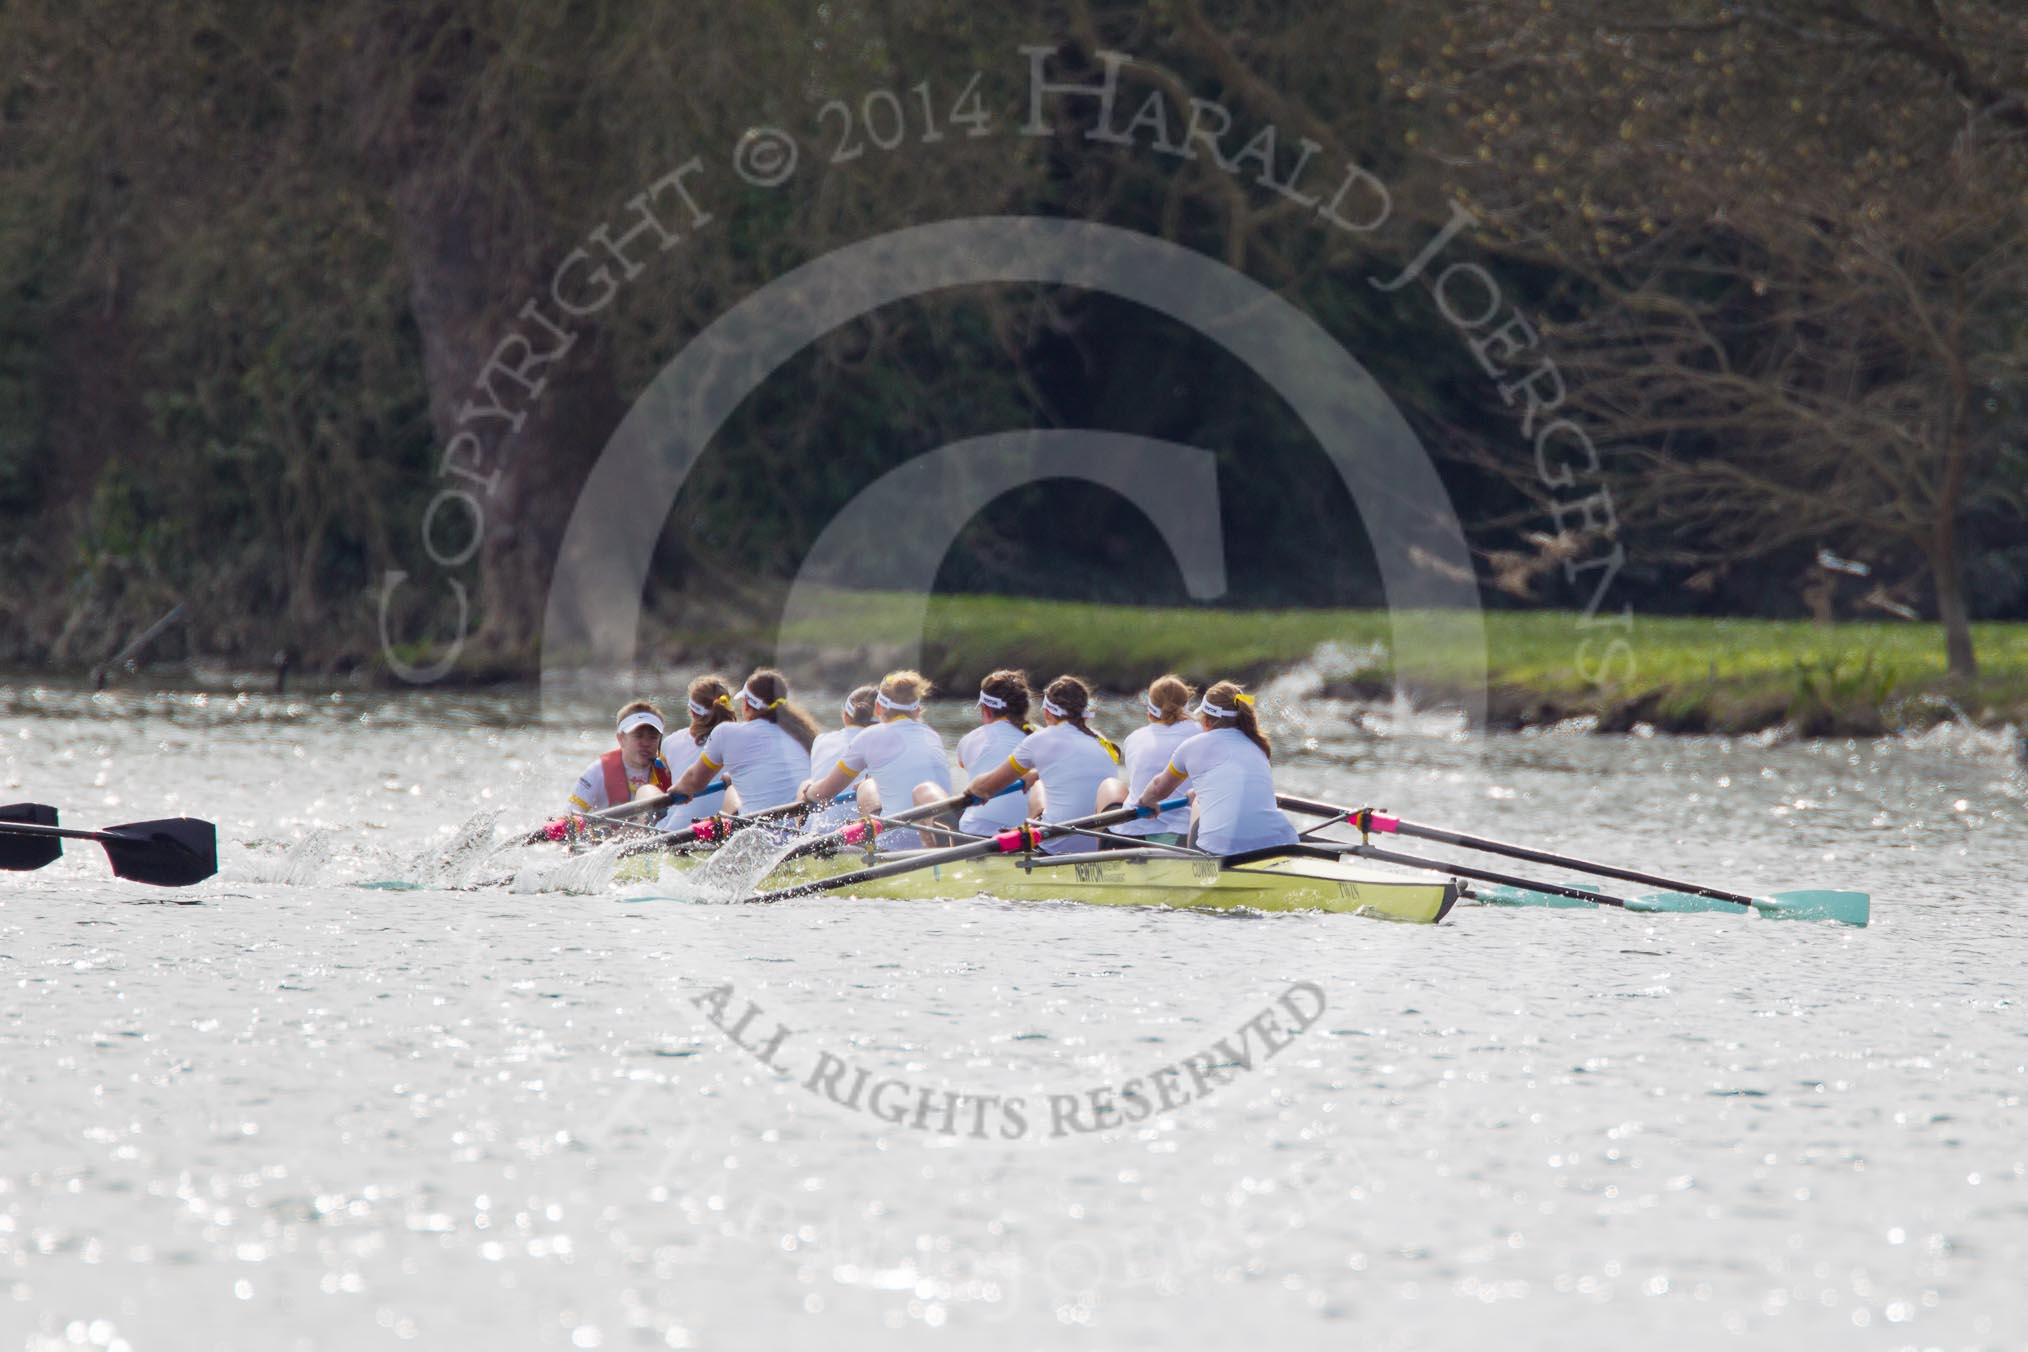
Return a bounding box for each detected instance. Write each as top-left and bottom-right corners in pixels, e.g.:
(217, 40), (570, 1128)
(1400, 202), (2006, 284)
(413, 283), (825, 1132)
(695, 718), (810, 814)
(1114, 720), (1197, 837)
(838, 718), (951, 797)
(1009, 723), (1120, 855)
(838, 718), (951, 850)
(809, 725), (866, 780)
(567, 752), (665, 814)
(802, 725), (868, 831)
(1166, 728), (1298, 856)
(655, 730), (728, 830)
(957, 719), (1029, 834)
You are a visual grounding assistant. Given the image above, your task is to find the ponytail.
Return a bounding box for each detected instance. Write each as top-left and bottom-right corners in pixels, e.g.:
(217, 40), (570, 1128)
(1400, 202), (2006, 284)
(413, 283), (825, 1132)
(1042, 674), (1121, 763)
(1144, 674), (1194, 724)
(977, 668), (1032, 727)
(843, 685), (878, 727)
(685, 676), (736, 743)
(739, 667), (821, 752)
(1200, 680), (1272, 760)
(876, 669), (931, 718)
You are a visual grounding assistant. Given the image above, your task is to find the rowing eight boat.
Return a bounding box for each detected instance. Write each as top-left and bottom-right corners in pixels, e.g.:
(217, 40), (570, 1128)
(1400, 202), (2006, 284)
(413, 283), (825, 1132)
(620, 844), (1459, 923)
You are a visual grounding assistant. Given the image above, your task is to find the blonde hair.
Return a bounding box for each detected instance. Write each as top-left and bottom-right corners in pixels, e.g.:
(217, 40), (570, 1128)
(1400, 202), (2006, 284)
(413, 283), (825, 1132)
(1145, 674), (1194, 724)
(877, 669), (930, 716)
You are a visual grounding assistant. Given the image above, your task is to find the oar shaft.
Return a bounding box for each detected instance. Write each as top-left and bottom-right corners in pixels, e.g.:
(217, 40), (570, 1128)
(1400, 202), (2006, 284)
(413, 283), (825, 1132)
(775, 783), (1023, 865)
(1343, 842), (1636, 908)
(586, 779), (729, 823)
(0, 821), (120, 845)
(1390, 821), (1752, 905)
(1277, 793), (1755, 907)
(748, 798), (1187, 904)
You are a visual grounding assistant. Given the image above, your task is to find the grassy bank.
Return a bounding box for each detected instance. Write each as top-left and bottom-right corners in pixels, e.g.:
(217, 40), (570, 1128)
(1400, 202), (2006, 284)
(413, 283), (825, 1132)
(745, 591), (2028, 735)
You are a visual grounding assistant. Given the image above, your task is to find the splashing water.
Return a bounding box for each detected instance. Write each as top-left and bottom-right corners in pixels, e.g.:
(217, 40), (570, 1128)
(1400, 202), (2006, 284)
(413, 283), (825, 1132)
(508, 836), (626, 895)
(400, 809), (506, 888)
(614, 823), (814, 905)
(236, 828), (338, 886)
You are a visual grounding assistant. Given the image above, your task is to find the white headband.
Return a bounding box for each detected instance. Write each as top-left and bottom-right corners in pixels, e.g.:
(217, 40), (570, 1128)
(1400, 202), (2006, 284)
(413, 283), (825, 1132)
(843, 697), (860, 720)
(1197, 701), (1239, 719)
(617, 710), (665, 736)
(977, 691), (1007, 710)
(1042, 696), (1071, 718)
(688, 698), (711, 719)
(876, 691), (921, 713)
(1144, 697), (1163, 719)
(740, 684), (775, 711)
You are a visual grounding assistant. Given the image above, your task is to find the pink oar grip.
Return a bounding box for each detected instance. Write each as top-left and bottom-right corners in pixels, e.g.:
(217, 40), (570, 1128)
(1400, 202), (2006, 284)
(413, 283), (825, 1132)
(994, 827), (1040, 852)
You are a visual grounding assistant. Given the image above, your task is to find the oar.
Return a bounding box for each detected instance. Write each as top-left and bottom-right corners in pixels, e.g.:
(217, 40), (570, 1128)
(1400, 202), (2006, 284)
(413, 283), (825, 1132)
(0, 809), (217, 887)
(595, 778), (731, 823)
(0, 803), (62, 870)
(1305, 838), (1642, 907)
(771, 782), (1028, 865)
(747, 798), (1189, 905)
(1032, 820), (1205, 854)
(522, 780), (729, 844)
(1277, 793), (1868, 926)
(620, 791), (847, 855)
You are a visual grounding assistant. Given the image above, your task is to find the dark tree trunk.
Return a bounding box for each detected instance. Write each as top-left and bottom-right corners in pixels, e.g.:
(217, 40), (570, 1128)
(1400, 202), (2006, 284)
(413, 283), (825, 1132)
(393, 174), (626, 662)
(352, 0), (632, 669)
(1930, 534), (1978, 682)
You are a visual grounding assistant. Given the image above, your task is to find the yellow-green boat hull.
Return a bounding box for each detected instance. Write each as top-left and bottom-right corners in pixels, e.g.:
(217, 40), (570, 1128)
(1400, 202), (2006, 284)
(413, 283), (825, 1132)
(623, 847), (1458, 924)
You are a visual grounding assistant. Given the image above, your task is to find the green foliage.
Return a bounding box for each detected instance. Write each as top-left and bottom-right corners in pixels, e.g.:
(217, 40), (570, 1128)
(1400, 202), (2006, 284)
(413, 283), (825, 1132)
(1787, 652), (1901, 724)
(0, 0), (2021, 676)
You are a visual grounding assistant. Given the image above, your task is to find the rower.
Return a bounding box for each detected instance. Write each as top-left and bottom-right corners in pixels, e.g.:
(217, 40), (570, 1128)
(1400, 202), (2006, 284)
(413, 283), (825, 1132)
(799, 670), (951, 849)
(564, 701), (674, 820)
(962, 675), (1120, 855)
(666, 668), (820, 818)
(954, 670), (1033, 839)
(1134, 680), (1298, 856)
(656, 675), (743, 832)
(800, 686), (878, 831)
(1095, 674), (1197, 847)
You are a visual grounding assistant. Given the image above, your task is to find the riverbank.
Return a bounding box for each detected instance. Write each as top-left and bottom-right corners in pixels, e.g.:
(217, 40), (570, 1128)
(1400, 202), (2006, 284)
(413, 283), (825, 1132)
(754, 592), (2028, 737)
(24, 592), (2028, 737)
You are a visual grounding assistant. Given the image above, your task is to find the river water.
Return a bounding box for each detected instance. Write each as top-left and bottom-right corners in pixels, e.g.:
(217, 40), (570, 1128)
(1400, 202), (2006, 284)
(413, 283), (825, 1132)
(1, 677), (2023, 1351)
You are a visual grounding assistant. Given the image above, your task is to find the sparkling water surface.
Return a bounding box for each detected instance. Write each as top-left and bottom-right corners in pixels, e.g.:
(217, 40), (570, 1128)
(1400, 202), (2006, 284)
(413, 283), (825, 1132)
(1, 678), (2022, 1351)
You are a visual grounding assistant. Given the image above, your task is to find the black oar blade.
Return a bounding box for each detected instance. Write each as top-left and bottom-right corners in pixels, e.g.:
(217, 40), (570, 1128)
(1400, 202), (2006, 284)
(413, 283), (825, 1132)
(0, 803), (62, 870)
(99, 817), (218, 888)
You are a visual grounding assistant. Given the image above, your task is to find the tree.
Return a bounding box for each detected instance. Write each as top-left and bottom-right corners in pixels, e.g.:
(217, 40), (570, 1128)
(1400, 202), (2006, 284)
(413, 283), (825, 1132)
(1406, 0), (2028, 678)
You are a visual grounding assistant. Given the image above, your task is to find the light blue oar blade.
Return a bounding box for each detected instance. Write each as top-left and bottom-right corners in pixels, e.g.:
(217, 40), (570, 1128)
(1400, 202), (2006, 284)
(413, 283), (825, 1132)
(1469, 882), (1601, 909)
(1754, 889), (1870, 927)
(1622, 889), (1870, 926)
(1624, 891), (1736, 914)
